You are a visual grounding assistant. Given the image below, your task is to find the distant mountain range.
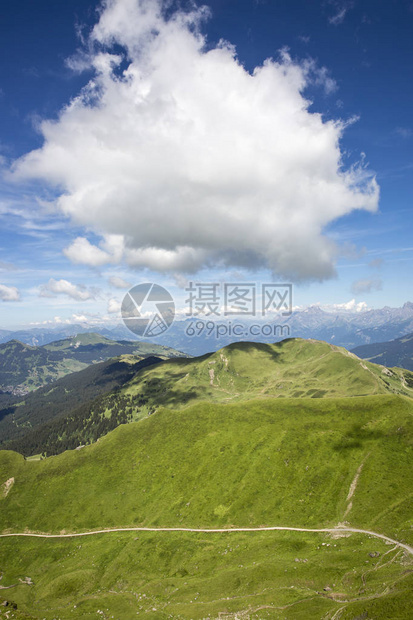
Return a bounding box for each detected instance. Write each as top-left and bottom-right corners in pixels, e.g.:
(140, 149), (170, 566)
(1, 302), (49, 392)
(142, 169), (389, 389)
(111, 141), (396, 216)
(143, 301), (413, 354)
(0, 324), (151, 348)
(0, 333), (187, 393)
(283, 302), (413, 349)
(352, 332), (413, 371)
(2, 301), (413, 356)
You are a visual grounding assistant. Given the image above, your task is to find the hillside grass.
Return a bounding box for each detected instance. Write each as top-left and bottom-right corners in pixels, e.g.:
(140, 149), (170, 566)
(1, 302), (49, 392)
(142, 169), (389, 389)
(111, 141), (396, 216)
(1, 395), (412, 545)
(2, 339), (413, 618)
(0, 530), (412, 619)
(118, 340), (413, 417)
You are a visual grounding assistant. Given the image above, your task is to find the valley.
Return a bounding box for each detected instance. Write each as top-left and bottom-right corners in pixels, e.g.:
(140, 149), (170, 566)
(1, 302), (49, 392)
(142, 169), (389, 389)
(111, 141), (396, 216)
(0, 333), (186, 393)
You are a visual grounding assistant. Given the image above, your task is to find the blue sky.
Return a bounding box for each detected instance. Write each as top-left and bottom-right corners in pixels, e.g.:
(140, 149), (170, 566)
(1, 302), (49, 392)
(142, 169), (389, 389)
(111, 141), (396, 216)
(0, 0), (412, 329)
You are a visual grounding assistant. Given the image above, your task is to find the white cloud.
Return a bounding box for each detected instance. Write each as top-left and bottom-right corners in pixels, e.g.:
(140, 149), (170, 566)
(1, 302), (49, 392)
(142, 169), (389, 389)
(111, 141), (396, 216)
(395, 127), (413, 139)
(40, 278), (97, 301)
(63, 235), (124, 267)
(107, 297), (122, 313)
(0, 284), (20, 302)
(63, 237), (111, 267)
(328, 1), (354, 25)
(29, 312), (115, 326)
(108, 275), (131, 288)
(13, 0), (379, 281)
(351, 278), (382, 295)
(72, 313), (95, 323)
(331, 299), (368, 312)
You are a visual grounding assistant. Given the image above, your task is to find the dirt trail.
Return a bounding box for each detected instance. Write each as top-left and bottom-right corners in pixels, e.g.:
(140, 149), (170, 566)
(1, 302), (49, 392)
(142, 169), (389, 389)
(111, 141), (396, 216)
(1, 478), (14, 498)
(343, 454), (370, 519)
(1, 525), (412, 556)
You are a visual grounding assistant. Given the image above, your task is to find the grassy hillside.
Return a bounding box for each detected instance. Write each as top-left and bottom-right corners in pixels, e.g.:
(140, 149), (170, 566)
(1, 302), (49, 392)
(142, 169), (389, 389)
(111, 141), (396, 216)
(42, 332), (185, 360)
(6, 338), (413, 458)
(352, 332), (413, 371)
(0, 333), (186, 393)
(116, 339), (413, 409)
(2, 395), (413, 538)
(1, 530), (412, 620)
(1, 393), (413, 618)
(1, 338), (413, 618)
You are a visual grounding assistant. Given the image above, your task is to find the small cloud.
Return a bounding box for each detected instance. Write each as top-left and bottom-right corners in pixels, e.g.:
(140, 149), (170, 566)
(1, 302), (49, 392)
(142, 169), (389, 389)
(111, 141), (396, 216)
(395, 127), (413, 139)
(298, 35), (310, 44)
(0, 284), (20, 302)
(334, 299), (368, 312)
(369, 258), (383, 269)
(40, 278), (97, 301)
(314, 299), (368, 312)
(64, 235), (124, 267)
(107, 298), (121, 314)
(302, 58), (337, 94)
(328, 1), (354, 25)
(351, 278), (382, 294)
(63, 237), (113, 267)
(29, 312), (114, 326)
(314, 67), (337, 94)
(108, 275), (131, 289)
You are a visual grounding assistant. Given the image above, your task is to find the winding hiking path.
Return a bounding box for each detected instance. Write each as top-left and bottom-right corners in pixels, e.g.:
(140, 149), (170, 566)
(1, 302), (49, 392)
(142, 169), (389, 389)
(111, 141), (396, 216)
(1, 526), (412, 556)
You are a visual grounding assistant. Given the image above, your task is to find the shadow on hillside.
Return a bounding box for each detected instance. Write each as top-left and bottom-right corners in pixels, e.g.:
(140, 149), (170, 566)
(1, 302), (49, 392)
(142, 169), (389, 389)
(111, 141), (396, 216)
(0, 406), (16, 422)
(333, 423), (385, 451)
(158, 388), (202, 407)
(225, 341), (281, 363)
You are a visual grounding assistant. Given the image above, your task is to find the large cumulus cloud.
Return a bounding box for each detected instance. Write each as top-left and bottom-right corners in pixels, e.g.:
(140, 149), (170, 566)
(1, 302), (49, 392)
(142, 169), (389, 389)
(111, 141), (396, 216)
(13, 0), (379, 280)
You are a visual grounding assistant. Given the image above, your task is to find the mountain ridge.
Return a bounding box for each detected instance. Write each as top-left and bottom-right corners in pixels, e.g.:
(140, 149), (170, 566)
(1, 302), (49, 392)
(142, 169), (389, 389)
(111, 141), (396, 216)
(2, 300), (413, 356)
(0, 333), (187, 394)
(5, 337), (413, 457)
(352, 331), (413, 371)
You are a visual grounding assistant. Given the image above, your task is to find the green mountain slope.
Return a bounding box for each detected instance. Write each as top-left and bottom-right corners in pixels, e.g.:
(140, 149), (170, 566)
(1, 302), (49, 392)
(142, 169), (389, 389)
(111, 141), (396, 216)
(42, 332), (184, 360)
(2, 395), (413, 536)
(1, 391), (413, 618)
(116, 338), (413, 407)
(352, 332), (413, 371)
(0, 333), (186, 393)
(1, 339), (413, 618)
(6, 338), (413, 458)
